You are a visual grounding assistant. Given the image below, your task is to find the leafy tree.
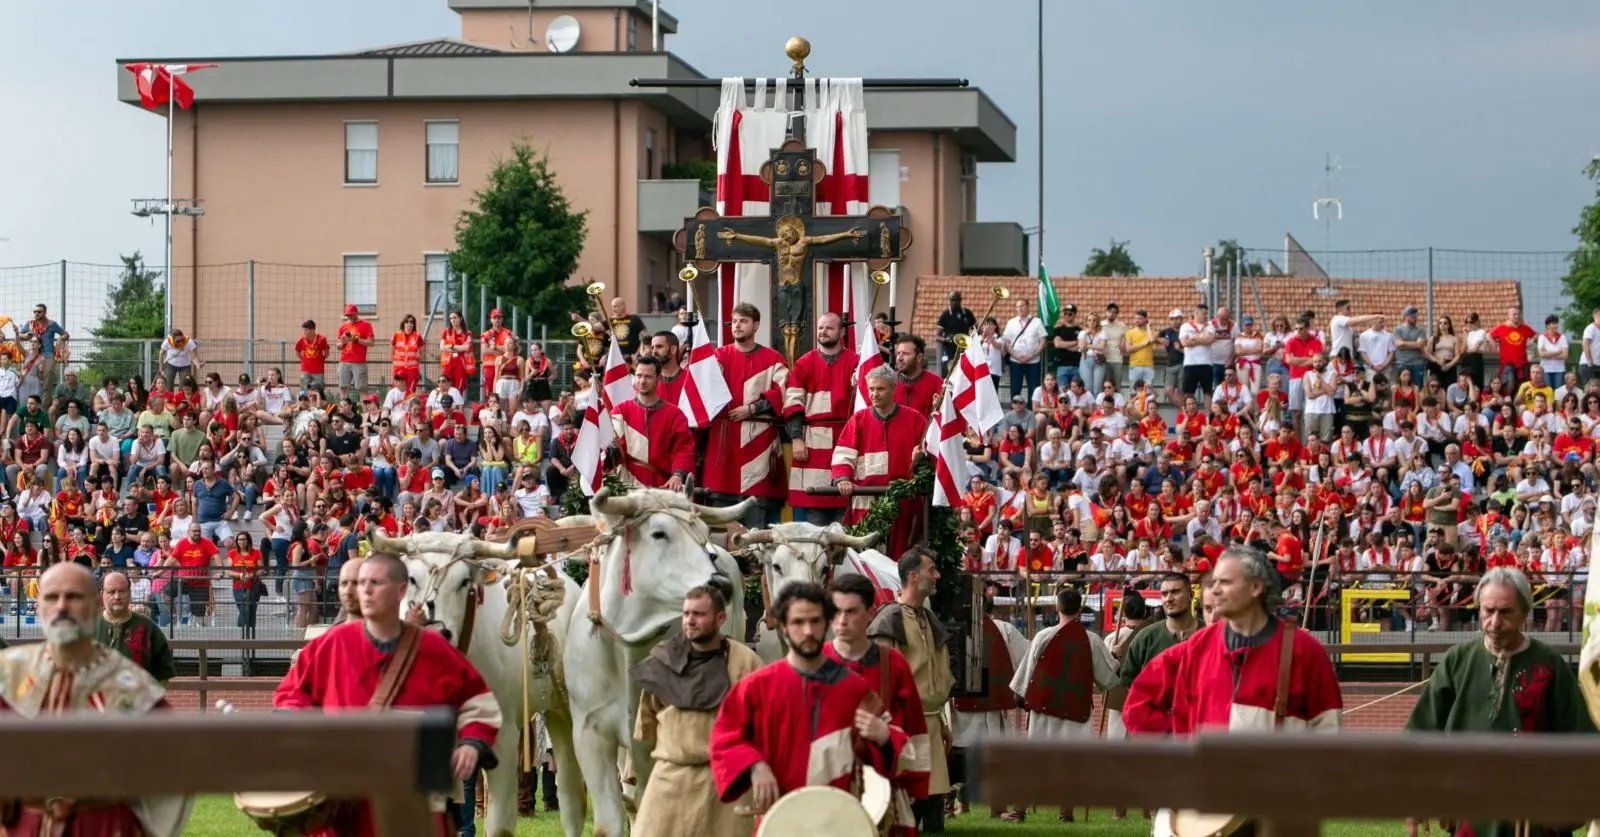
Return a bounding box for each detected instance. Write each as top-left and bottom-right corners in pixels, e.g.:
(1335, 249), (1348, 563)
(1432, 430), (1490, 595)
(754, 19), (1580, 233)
(1213, 239), (1266, 278)
(1082, 239), (1142, 278)
(1562, 159), (1600, 333)
(81, 253), (165, 387)
(451, 141), (590, 328)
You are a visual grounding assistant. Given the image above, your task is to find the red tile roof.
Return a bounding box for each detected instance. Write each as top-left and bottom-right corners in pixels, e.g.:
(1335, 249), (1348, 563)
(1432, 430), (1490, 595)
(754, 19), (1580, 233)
(911, 275), (1523, 337)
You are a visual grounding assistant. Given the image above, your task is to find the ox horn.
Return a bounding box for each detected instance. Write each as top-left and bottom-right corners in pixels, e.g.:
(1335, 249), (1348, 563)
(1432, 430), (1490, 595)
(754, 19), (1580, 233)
(472, 538), (516, 560)
(591, 488), (644, 519)
(368, 533), (415, 556)
(822, 530), (881, 551)
(731, 529), (777, 548)
(694, 498), (755, 528)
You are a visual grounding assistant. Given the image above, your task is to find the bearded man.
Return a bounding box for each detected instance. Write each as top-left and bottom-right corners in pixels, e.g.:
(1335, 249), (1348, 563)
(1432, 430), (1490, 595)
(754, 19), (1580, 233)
(701, 303), (788, 529)
(95, 570), (175, 683)
(0, 563), (193, 836)
(613, 356), (694, 492)
(632, 586), (764, 837)
(783, 312), (859, 526)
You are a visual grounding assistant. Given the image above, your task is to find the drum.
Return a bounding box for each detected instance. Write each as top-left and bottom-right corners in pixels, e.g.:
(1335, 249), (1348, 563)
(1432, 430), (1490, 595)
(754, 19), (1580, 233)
(1171, 809), (1250, 837)
(755, 786), (878, 837)
(234, 791), (334, 835)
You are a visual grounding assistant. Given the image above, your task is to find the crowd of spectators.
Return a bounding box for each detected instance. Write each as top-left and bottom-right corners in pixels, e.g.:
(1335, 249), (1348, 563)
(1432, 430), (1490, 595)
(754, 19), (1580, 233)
(0, 289), (1590, 639)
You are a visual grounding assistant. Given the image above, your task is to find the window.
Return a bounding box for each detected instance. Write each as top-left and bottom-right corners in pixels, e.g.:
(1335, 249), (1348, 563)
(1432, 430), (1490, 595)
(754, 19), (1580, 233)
(627, 15), (637, 51)
(343, 254), (379, 314)
(425, 121), (459, 184)
(424, 254), (452, 315)
(644, 128), (656, 178)
(868, 150), (901, 208)
(345, 122), (378, 184)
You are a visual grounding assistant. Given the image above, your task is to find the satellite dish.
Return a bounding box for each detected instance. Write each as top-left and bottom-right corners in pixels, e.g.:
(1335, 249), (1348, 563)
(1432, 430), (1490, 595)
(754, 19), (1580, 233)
(545, 15), (580, 53)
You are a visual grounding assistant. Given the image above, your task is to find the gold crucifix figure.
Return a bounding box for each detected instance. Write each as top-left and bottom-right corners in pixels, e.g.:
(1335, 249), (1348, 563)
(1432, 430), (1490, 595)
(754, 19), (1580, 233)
(718, 216), (865, 286)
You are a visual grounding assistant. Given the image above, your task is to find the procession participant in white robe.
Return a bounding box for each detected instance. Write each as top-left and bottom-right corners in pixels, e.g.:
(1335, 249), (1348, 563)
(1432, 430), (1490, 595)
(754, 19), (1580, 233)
(1007, 586), (1117, 824)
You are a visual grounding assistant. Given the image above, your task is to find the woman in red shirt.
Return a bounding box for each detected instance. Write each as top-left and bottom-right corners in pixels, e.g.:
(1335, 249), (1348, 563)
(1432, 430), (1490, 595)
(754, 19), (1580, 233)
(439, 310), (475, 392)
(391, 314), (424, 394)
(226, 531), (265, 634)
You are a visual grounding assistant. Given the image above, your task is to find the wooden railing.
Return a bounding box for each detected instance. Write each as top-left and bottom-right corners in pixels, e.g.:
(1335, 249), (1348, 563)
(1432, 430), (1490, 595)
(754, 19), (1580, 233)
(973, 734), (1600, 837)
(0, 711), (455, 837)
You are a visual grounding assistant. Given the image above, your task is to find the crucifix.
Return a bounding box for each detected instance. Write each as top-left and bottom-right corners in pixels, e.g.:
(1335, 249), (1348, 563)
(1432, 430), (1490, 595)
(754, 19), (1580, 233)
(659, 38), (927, 364)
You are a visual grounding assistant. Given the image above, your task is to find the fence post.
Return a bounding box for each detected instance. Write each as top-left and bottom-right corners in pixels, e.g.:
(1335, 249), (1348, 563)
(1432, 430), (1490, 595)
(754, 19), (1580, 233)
(479, 285), (488, 334)
(140, 339), (152, 384)
(58, 260), (67, 327)
(245, 260), (256, 377)
(1425, 247), (1435, 341)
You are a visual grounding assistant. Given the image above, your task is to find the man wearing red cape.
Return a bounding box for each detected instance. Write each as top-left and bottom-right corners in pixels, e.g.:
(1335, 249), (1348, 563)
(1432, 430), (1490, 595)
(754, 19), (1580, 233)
(275, 553), (501, 837)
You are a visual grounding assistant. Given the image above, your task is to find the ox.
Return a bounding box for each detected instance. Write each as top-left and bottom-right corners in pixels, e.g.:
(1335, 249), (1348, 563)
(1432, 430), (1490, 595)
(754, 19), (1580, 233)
(730, 522), (882, 661)
(560, 487), (752, 837)
(374, 530), (586, 837)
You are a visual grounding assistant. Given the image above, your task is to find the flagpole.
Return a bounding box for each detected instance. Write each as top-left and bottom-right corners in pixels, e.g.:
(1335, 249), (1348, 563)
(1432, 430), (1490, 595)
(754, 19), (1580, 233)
(1036, 0), (1045, 268)
(164, 70), (175, 336)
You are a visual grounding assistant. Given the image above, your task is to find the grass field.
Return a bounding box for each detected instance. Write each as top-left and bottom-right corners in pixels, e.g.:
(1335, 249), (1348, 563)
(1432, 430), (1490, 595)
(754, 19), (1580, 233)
(192, 796), (1406, 835)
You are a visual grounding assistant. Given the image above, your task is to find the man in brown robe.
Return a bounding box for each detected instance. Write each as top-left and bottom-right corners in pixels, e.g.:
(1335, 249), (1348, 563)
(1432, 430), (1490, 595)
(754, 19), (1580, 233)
(869, 548), (955, 833)
(632, 585), (763, 837)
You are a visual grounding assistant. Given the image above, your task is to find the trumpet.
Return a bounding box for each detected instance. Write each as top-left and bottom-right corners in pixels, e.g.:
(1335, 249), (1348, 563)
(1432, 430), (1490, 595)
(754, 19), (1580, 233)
(678, 265), (699, 283)
(980, 285), (1011, 322)
(585, 281), (609, 320)
(867, 269), (890, 317)
(952, 333), (972, 352)
(571, 322), (593, 339)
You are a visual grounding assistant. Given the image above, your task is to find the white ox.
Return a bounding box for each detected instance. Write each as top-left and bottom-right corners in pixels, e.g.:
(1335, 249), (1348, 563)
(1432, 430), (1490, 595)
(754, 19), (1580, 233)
(373, 530), (586, 837)
(730, 522), (885, 661)
(560, 488), (753, 837)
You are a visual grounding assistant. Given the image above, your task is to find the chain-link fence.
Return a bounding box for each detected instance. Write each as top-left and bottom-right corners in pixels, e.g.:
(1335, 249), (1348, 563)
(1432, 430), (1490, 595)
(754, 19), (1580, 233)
(1210, 246), (1571, 331)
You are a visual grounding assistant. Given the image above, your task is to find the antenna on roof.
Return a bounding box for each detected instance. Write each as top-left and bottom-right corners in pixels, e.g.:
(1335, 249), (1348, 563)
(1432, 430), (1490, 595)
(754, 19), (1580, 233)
(1311, 153), (1350, 254)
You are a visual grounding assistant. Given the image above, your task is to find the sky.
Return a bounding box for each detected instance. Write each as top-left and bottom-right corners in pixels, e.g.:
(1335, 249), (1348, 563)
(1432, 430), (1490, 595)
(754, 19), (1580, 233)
(1, 0), (1598, 281)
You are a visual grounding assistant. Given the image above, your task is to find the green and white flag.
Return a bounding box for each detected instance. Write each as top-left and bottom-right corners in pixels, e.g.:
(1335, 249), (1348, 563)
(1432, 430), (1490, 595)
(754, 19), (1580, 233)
(1037, 261), (1059, 367)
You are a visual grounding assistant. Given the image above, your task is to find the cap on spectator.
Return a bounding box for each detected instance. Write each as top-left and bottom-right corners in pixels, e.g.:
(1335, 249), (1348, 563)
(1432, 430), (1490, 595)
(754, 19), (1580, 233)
(490, 308), (503, 318)
(1241, 315), (1254, 325)
(1168, 309), (1184, 319)
(1403, 306), (1419, 317)
(465, 475), (479, 484)
(363, 393), (378, 402)
(302, 319), (317, 329)
(343, 304), (359, 317)
(296, 392), (310, 401)
(431, 468), (445, 479)
(1134, 309), (1147, 318)
(238, 373), (251, 384)
(1011, 393), (1025, 403)
(521, 471), (536, 480)
(1064, 304), (1077, 313)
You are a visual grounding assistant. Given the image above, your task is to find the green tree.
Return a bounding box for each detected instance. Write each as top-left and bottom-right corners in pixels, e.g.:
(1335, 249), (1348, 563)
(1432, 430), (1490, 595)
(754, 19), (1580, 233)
(450, 141), (590, 328)
(1082, 239), (1142, 277)
(1562, 159), (1600, 333)
(81, 253), (165, 387)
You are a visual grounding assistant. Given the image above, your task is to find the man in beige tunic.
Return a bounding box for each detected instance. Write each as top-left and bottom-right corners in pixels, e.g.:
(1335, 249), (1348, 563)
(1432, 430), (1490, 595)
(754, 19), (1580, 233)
(869, 548), (955, 833)
(632, 585), (763, 837)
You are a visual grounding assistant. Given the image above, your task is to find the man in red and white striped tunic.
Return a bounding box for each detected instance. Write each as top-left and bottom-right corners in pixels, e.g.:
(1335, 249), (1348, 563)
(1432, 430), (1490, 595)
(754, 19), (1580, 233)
(701, 303), (789, 530)
(833, 367), (928, 556)
(784, 312), (859, 526)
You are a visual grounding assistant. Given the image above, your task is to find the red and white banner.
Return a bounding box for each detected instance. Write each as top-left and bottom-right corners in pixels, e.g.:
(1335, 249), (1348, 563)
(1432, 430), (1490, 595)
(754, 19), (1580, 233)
(806, 79), (870, 347)
(926, 336), (1003, 506)
(677, 317), (732, 428)
(852, 304), (885, 413)
(573, 340), (631, 496)
(713, 78), (787, 347)
(125, 63), (218, 111)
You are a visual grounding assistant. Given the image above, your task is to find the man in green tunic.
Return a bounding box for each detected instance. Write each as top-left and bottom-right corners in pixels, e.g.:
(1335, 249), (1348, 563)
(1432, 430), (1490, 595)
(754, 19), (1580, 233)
(1405, 567), (1596, 837)
(1116, 573), (1200, 694)
(94, 570), (175, 683)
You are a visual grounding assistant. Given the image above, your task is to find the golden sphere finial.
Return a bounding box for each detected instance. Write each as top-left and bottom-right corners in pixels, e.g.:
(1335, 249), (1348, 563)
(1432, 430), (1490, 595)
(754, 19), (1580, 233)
(784, 37), (811, 73)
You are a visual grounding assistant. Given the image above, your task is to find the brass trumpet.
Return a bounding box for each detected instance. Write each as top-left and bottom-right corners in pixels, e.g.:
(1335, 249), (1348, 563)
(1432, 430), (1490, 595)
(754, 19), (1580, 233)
(952, 333), (972, 352)
(678, 265), (699, 283)
(585, 281), (609, 321)
(980, 285), (1011, 322)
(866, 269), (890, 317)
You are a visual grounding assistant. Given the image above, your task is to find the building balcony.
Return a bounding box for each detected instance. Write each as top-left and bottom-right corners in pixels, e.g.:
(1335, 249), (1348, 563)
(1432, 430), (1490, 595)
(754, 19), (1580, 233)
(960, 222), (1027, 276)
(638, 178), (712, 240)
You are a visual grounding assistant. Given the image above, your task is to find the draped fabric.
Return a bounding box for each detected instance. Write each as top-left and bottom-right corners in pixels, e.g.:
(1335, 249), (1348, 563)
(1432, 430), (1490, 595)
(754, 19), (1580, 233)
(713, 78), (786, 347)
(805, 79), (871, 348)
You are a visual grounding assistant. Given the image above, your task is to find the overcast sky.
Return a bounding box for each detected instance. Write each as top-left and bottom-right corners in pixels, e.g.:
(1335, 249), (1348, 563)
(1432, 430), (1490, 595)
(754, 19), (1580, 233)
(2, 0), (1598, 279)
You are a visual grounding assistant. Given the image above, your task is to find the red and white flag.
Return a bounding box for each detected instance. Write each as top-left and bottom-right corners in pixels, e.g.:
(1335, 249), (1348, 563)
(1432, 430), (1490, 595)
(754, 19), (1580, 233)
(574, 340), (631, 497)
(677, 317), (732, 428)
(926, 334), (1003, 507)
(852, 307), (885, 413)
(125, 63), (218, 111)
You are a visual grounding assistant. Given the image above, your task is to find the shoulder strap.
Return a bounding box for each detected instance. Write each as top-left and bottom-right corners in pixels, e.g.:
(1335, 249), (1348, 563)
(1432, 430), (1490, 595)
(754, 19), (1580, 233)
(1273, 622), (1295, 726)
(369, 624), (423, 710)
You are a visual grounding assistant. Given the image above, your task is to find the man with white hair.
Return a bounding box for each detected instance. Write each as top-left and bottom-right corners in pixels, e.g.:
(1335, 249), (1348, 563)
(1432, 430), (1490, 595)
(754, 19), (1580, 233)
(1405, 567), (1596, 837)
(0, 563), (193, 835)
(833, 364), (928, 557)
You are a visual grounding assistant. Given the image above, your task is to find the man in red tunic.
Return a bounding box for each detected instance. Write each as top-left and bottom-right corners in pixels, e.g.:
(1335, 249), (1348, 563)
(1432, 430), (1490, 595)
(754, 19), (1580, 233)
(785, 312), (859, 526)
(710, 581), (907, 828)
(892, 335), (943, 417)
(275, 553), (502, 837)
(0, 563), (193, 837)
(824, 574), (927, 837)
(613, 356), (695, 491)
(701, 303), (788, 529)
(1124, 546), (1342, 837)
(834, 366), (929, 557)
(649, 330), (688, 407)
